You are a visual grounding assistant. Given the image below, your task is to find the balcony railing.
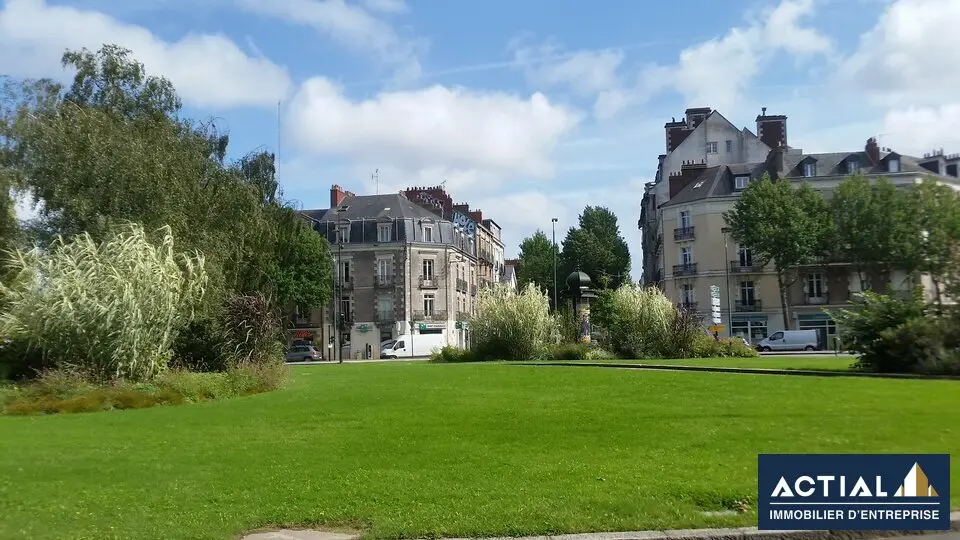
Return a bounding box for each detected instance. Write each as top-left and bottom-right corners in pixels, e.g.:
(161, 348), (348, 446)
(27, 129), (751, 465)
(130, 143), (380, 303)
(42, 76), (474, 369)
(375, 276), (394, 288)
(730, 261), (762, 273)
(673, 263), (698, 276)
(340, 279), (354, 290)
(679, 301), (698, 311)
(456, 278), (468, 292)
(674, 226), (695, 241)
(470, 284), (477, 296)
(376, 311), (395, 323)
(805, 295), (827, 305)
(419, 276), (438, 289)
(290, 315), (315, 328)
(412, 310), (447, 321)
(735, 299), (762, 312)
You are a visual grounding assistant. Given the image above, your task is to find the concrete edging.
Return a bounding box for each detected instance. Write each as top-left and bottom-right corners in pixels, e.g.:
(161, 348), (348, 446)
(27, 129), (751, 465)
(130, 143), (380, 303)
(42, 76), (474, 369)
(244, 513), (960, 540)
(531, 362), (960, 381)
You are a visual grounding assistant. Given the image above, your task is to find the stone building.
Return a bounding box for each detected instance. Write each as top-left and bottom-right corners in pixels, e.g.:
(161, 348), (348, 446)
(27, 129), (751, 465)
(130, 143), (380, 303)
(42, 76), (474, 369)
(289, 185), (480, 360)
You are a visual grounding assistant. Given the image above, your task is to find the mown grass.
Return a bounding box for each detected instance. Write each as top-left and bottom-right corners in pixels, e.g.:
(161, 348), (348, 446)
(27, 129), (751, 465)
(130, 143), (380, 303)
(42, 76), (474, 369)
(547, 356), (858, 371)
(0, 362), (957, 540)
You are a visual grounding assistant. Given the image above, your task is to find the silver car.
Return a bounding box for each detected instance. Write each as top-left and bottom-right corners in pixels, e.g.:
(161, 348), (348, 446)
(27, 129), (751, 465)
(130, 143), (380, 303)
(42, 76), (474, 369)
(285, 345), (320, 362)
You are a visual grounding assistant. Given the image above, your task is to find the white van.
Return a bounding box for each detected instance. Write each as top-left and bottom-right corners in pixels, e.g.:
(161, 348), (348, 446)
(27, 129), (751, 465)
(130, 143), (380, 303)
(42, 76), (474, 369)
(381, 333), (447, 358)
(757, 330), (819, 352)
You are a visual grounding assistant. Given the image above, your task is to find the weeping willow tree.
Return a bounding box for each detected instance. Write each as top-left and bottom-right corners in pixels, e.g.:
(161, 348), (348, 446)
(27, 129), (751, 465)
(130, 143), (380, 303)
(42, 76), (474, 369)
(0, 223), (207, 381)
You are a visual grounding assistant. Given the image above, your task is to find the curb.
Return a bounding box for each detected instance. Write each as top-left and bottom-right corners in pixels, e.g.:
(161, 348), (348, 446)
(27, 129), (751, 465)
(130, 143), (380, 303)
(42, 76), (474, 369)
(244, 514), (960, 540)
(531, 362), (960, 381)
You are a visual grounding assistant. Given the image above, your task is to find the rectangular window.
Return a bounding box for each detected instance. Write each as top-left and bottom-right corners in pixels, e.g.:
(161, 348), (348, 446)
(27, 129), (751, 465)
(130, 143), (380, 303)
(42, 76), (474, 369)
(739, 281), (755, 304)
(422, 259), (434, 280)
(295, 305), (311, 323)
(706, 141), (718, 154)
(423, 293), (435, 316)
(377, 294), (393, 319)
(681, 284), (695, 304)
(377, 223), (392, 242)
(679, 210), (691, 228)
(803, 162), (816, 177)
(735, 175), (749, 189)
(423, 226), (433, 242)
(725, 140), (733, 153)
(377, 258), (393, 284)
(888, 159), (900, 173)
(680, 247), (693, 265)
(807, 273), (824, 297)
(338, 225), (350, 243)
(340, 260), (351, 284)
(738, 246), (753, 267)
(847, 159), (860, 174)
(339, 295), (352, 322)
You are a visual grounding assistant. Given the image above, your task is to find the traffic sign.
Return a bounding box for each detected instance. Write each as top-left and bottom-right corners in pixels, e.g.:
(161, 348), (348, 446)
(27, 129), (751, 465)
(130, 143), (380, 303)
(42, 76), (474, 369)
(709, 325), (725, 332)
(711, 297), (721, 307)
(710, 285), (720, 298)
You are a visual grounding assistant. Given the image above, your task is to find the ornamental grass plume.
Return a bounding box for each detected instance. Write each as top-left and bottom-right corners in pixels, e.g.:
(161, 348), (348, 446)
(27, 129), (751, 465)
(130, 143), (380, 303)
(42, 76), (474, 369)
(0, 223), (207, 381)
(470, 282), (557, 360)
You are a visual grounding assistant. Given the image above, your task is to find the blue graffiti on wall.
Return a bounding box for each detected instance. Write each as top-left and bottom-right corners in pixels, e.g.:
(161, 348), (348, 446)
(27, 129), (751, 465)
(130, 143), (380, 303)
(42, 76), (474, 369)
(452, 210), (477, 237)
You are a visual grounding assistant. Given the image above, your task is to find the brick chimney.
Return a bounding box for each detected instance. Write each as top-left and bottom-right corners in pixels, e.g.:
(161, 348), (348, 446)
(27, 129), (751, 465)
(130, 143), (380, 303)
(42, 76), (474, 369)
(756, 107), (788, 150)
(669, 160), (707, 198)
(865, 137), (881, 164)
(664, 117), (689, 153)
(330, 184), (348, 208)
(469, 210), (483, 223)
(453, 203), (470, 214)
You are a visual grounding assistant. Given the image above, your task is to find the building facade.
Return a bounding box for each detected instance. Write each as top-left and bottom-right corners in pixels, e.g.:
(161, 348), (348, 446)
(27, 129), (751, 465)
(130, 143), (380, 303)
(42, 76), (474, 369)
(645, 122), (960, 348)
(289, 185), (482, 359)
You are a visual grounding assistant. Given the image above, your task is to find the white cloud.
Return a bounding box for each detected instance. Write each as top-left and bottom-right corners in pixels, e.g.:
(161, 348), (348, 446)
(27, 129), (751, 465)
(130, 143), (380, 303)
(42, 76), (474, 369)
(840, 0), (960, 108)
(362, 0), (408, 14)
(285, 77), (581, 177)
(0, 0), (290, 109)
(881, 105), (960, 157)
(645, 0), (831, 112)
(510, 40), (630, 120)
(238, 0), (424, 82)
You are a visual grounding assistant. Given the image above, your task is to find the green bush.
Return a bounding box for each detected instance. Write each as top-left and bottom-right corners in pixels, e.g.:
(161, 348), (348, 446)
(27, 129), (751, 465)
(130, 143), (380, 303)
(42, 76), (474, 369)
(469, 283), (557, 361)
(429, 345), (476, 363)
(601, 285), (707, 359)
(0, 224), (207, 381)
(831, 290), (930, 373)
(221, 293), (284, 367)
(691, 334), (759, 358)
(876, 317), (960, 375)
(549, 342), (592, 360)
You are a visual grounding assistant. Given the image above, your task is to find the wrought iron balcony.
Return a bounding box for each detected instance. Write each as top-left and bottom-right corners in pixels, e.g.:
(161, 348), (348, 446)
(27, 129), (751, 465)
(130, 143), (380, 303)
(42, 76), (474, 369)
(735, 299), (762, 312)
(376, 311), (395, 323)
(412, 310), (447, 321)
(672, 263), (698, 276)
(674, 226), (695, 241)
(679, 301), (698, 311)
(418, 276), (439, 289)
(375, 276), (395, 288)
(805, 295), (827, 305)
(456, 278), (468, 292)
(470, 284), (477, 296)
(340, 279), (354, 290)
(730, 261), (761, 273)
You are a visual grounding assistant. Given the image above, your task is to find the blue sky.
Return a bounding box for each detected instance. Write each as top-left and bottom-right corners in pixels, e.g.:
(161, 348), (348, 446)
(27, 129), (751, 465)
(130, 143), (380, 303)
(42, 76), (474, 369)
(3, 0), (958, 280)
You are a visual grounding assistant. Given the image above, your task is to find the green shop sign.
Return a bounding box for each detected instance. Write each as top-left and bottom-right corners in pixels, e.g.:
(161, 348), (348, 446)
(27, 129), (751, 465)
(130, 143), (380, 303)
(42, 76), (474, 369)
(357, 324), (371, 333)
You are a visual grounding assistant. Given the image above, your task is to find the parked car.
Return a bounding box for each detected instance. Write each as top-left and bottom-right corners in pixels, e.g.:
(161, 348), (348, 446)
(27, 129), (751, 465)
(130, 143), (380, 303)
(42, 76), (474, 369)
(285, 345), (320, 362)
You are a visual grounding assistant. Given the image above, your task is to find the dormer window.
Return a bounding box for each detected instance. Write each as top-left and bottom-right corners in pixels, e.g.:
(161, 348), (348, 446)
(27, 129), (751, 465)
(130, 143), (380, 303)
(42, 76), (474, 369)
(847, 157), (860, 174)
(888, 157), (901, 173)
(734, 175), (750, 190)
(803, 162), (816, 177)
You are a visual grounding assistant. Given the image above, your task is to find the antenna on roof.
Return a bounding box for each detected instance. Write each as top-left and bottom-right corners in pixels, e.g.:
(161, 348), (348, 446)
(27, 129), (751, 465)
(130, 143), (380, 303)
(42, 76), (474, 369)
(441, 178), (447, 190)
(373, 168), (379, 195)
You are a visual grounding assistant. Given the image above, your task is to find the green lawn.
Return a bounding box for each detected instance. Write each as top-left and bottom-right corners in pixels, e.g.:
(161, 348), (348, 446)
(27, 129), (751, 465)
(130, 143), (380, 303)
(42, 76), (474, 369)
(551, 356), (859, 371)
(0, 362), (957, 540)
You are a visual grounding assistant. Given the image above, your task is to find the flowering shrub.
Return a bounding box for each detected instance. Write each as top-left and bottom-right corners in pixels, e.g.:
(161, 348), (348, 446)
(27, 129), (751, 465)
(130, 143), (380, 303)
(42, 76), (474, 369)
(469, 283), (557, 361)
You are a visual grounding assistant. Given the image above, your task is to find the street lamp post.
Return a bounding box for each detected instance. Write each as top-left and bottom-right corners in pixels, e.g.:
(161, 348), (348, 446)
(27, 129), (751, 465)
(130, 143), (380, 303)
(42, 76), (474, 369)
(721, 227), (733, 338)
(336, 237), (343, 363)
(551, 218), (558, 311)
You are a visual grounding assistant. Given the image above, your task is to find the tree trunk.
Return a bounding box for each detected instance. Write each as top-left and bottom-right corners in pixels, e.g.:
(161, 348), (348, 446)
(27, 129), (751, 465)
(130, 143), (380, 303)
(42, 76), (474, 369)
(777, 271), (790, 330)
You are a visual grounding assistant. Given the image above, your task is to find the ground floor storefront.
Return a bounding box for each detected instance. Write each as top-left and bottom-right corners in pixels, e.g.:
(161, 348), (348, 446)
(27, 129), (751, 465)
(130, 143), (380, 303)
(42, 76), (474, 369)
(730, 310), (839, 350)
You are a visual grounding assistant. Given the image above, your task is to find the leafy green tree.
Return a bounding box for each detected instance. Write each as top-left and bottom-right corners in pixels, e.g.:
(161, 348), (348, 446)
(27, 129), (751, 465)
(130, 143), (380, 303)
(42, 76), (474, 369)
(267, 207), (333, 311)
(724, 175), (829, 330)
(517, 230), (559, 307)
(559, 206), (631, 292)
(899, 180), (960, 307)
(831, 175), (915, 288)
